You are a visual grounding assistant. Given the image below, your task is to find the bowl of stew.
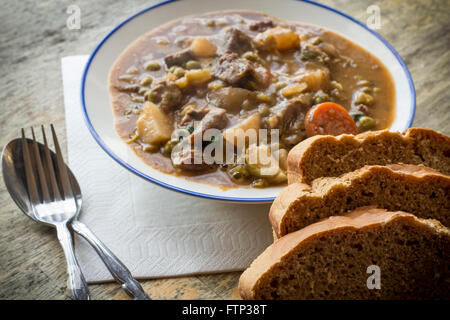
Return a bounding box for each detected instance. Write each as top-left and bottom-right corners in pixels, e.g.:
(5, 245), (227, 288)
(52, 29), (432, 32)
(82, 0), (415, 202)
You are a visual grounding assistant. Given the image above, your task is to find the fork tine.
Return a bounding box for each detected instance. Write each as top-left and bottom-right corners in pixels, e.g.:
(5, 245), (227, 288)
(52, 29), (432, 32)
(31, 127), (51, 202)
(21, 128), (40, 203)
(42, 125), (61, 201)
(50, 124), (73, 200)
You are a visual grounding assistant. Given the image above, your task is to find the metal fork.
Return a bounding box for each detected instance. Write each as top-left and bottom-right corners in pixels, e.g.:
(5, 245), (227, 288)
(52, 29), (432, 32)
(20, 125), (149, 300)
(21, 125), (89, 299)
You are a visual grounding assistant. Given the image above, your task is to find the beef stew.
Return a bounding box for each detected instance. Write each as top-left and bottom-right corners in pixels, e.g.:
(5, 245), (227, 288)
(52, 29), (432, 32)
(109, 11), (395, 188)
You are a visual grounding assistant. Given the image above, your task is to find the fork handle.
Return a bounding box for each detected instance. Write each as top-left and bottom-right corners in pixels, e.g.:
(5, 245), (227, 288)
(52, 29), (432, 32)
(71, 221), (150, 300)
(56, 224), (90, 300)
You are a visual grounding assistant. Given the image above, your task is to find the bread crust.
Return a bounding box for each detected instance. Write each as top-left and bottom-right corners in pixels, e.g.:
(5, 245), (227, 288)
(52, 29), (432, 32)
(270, 164), (450, 237)
(239, 207), (450, 300)
(287, 128), (450, 185)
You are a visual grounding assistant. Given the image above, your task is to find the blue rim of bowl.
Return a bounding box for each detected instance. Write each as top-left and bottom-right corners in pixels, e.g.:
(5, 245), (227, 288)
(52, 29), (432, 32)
(81, 0), (416, 203)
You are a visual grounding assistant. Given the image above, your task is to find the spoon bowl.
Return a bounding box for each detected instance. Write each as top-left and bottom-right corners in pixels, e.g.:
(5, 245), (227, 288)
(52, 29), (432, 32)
(2, 138), (82, 223)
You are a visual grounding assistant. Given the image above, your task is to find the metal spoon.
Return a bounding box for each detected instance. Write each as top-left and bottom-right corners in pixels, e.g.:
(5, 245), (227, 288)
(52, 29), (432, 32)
(2, 133), (150, 300)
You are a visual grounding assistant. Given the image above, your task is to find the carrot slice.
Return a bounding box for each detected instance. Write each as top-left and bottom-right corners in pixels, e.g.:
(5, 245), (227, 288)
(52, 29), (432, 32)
(305, 102), (358, 137)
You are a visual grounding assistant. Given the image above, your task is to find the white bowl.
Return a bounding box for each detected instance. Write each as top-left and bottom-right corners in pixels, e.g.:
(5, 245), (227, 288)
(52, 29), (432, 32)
(81, 0), (415, 203)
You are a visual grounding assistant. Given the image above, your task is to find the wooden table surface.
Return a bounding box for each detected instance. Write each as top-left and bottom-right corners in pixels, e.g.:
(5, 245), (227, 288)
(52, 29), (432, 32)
(0, 0), (449, 300)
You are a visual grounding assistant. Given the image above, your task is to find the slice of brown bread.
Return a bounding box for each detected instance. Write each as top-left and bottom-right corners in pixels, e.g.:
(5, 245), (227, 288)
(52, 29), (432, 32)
(239, 207), (450, 300)
(287, 128), (450, 185)
(271, 164), (450, 238)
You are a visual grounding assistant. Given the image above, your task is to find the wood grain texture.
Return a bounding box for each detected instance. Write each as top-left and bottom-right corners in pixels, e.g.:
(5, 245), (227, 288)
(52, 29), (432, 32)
(0, 0), (448, 300)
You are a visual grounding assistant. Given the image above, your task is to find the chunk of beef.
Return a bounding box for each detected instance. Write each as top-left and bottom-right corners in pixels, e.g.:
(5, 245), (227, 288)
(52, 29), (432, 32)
(271, 100), (308, 132)
(149, 80), (183, 112)
(192, 107), (228, 135)
(212, 52), (253, 85)
(224, 28), (253, 55)
(172, 107), (228, 171)
(272, 101), (299, 131)
(249, 19), (275, 32)
(180, 107), (209, 125)
(164, 48), (194, 68)
(252, 65), (272, 88)
(212, 52), (271, 89)
(270, 100), (308, 146)
(186, 107), (228, 144)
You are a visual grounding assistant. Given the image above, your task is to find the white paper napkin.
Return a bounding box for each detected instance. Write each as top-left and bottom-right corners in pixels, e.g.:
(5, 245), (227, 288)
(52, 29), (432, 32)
(61, 55), (273, 282)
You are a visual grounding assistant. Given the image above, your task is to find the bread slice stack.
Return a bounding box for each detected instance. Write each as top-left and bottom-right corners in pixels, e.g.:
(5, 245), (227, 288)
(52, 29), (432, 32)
(239, 128), (450, 300)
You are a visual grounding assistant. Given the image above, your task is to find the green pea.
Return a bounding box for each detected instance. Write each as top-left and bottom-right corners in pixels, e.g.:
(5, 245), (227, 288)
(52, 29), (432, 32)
(357, 116), (376, 131)
(144, 61), (161, 71)
(138, 87), (148, 95)
(354, 91), (374, 105)
(242, 51), (259, 62)
(139, 76), (153, 86)
(185, 60), (201, 70)
(330, 80), (343, 91)
(171, 66), (185, 78)
(146, 91), (155, 102)
(360, 86), (373, 94)
(313, 90), (330, 105)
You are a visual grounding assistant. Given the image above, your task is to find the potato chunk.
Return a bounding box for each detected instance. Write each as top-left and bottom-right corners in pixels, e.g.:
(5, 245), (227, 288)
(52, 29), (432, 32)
(254, 27), (300, 52)
(296, 69), (329, 91)
(136, 102), (173, 144)
(281, 83), (308, 98)
(190, 37), (217, 58)
(245, 144), (287, 183)
(223, 113), (261, 146)
(271, 27), (300, 51)
(253, 32), (277, 51)
(256, 27), (299, 52)
(185, 69), (212, 85)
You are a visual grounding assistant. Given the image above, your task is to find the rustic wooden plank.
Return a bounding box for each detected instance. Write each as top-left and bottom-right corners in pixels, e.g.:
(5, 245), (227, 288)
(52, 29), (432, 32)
(0, 0), (448, 299)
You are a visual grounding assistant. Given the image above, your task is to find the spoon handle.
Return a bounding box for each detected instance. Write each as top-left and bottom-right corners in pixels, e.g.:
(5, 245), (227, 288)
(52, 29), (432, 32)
(56, 223), (90, 300)
(71, 220), (150, 300)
